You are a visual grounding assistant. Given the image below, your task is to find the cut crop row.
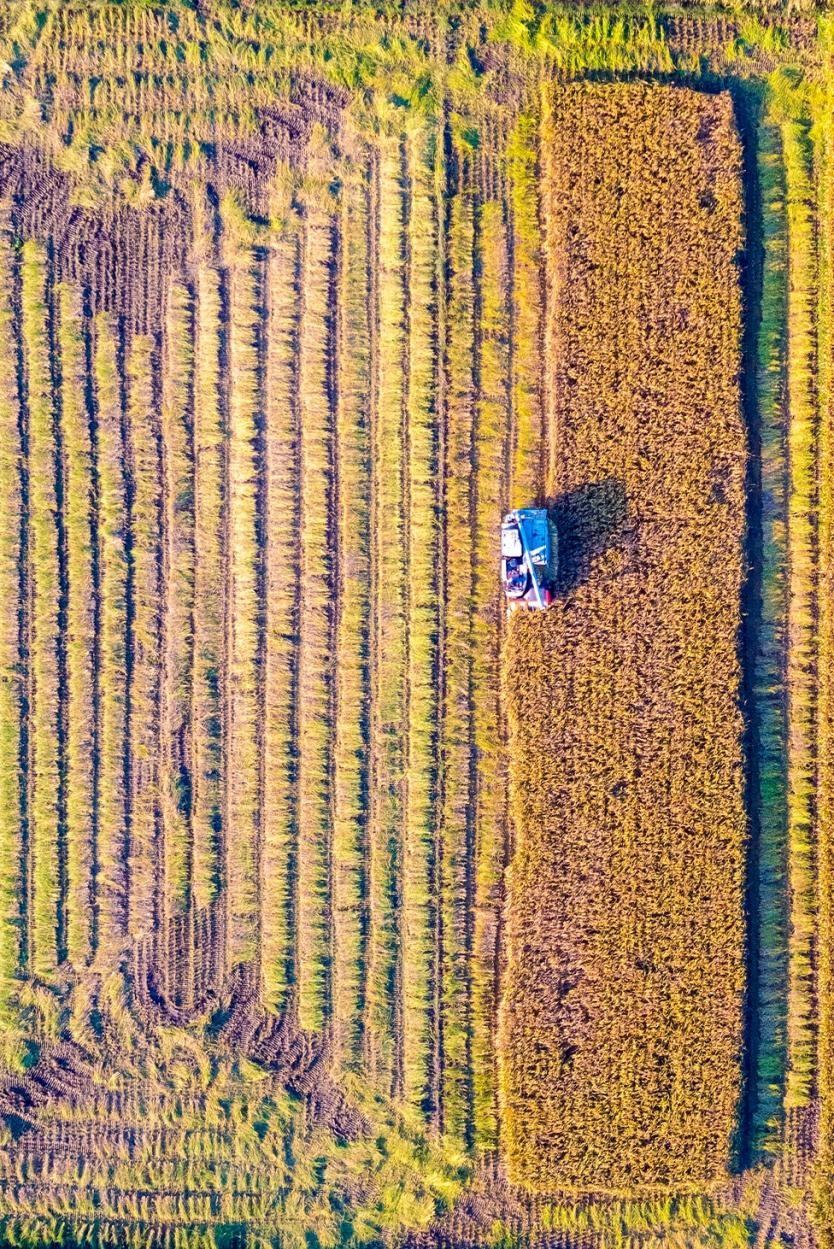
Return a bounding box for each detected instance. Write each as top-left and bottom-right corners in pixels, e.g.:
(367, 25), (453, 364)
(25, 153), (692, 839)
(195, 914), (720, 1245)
(126, 332), (160, 946)
(470, 198), (513, 1149)
(366, 137), (407, 1090)
(296, 201), (336, 1035)
(21, 241), (62, 978)
(192, 267), (225, 914)
(94, 311), (129, 957)
(331, 158), (372, 1070)
(160, 281), (196, 943)
(261, 232), (300, 1018)
(0, 223), (24, 1021)
(440, 163), (477, 1142)
(224, 242), (263, 972)
(159, 279), (196, 1004)
(402, 122), (440, 1115)
(59, 282), (96, 970)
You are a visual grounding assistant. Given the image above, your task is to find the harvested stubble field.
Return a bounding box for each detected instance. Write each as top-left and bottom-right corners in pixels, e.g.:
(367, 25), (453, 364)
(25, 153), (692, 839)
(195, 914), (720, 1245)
(500, 82), (747, 1192)
(0, 1), (828, 1247)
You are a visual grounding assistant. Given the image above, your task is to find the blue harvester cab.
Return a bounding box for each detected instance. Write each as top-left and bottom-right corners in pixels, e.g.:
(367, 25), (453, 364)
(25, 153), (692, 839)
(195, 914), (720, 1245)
(501, 508), (557, 612)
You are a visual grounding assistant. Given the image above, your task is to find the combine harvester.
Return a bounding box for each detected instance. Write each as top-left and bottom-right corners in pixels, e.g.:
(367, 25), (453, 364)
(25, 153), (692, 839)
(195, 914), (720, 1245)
(501, 508), (558, 613)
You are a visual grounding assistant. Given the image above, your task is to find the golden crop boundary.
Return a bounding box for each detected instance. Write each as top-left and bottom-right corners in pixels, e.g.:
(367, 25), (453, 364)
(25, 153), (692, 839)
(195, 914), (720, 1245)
(500, 80), (747, 1193)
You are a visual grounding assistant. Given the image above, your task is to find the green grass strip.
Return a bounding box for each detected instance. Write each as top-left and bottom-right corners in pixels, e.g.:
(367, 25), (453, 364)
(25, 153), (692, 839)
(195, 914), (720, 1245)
(782, 114), (819, 1112)
(750, 113), (790, 1151)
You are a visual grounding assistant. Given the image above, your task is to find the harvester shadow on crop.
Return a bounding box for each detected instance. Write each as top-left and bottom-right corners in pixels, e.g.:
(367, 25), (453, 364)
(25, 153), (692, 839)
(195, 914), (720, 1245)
(549, 477), (628, 592)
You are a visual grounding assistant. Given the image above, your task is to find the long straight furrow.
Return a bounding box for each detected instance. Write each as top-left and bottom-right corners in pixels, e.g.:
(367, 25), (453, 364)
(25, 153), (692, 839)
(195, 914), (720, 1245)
(59, 282), (96, 971)
(160, 281), (196, 983)
(296, 203), (336, 1036)
(21, 241), (62, 979)
(402, 121), (440, 1118)
(440, 161), (477, 1143)
(782, 117), (820, 1112)
(224, 247), (264, 972)
(470, 197), (513, 1149)
(261, 228), (300, 1018)
(0, 224), (24, 1020)
(94, 312), (129, 959)
(192, 268), (225, 913)
(432, 123), (450, 1130)
(331, 159), (371, 1070)
(126, 333), (161, 945)
(366, 137), (407, 1089)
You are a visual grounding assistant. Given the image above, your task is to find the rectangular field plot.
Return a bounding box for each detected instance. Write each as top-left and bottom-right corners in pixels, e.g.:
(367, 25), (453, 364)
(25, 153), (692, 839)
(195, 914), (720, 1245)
(499, 83), (747, 1192)
(3, 0), (832, 1235)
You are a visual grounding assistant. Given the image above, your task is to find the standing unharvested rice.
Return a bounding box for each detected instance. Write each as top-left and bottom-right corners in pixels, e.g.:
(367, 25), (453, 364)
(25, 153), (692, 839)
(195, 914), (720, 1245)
(500, 83), (746, 1191)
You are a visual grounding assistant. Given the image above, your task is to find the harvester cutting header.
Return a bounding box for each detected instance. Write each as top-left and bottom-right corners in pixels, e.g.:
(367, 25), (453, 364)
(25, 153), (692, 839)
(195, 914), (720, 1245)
(501, 508), (558, 613)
